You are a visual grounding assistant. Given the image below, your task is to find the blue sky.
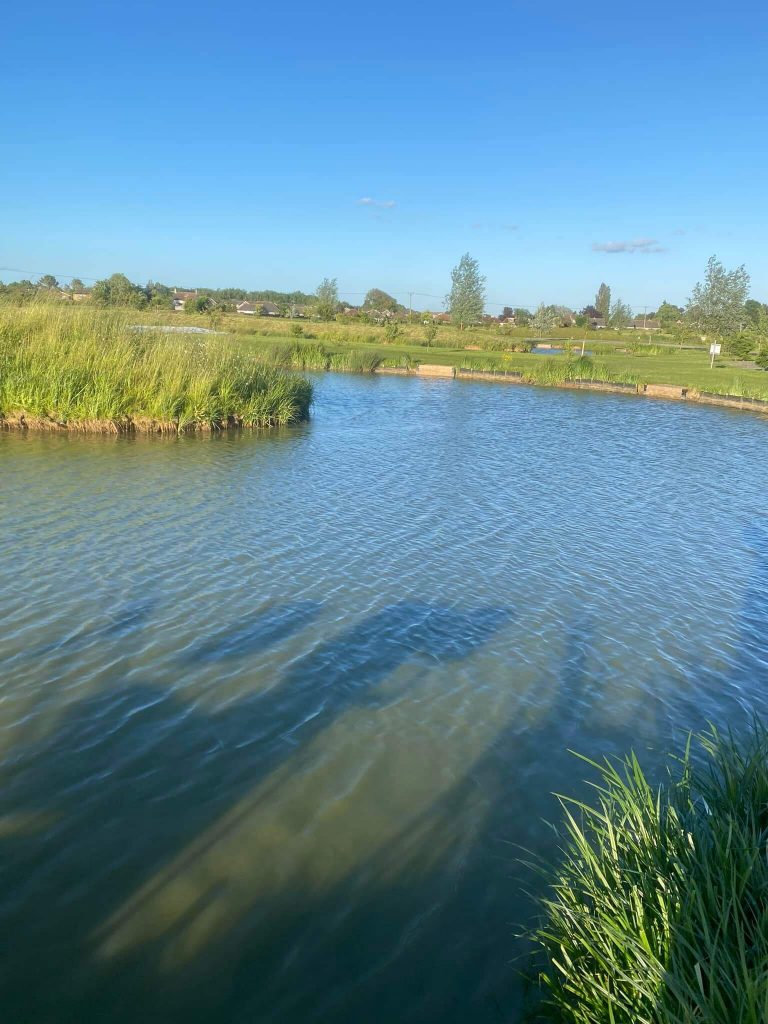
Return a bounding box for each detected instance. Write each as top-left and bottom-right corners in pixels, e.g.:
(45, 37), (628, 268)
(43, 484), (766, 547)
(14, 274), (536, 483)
(2, 0), (767, 312)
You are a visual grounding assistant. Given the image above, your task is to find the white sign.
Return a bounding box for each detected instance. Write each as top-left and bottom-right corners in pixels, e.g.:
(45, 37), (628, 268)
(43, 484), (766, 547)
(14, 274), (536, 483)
(709, 343), (722, 356)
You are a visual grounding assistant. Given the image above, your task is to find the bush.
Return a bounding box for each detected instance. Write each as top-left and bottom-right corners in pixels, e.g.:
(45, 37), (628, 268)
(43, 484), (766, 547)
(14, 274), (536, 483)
(423, 321), (438, 346)
(289, 323), (303, 338)
(533, 723), (768, 1023)
(725, 333), (755, 360)
(383, 320), (400, 343)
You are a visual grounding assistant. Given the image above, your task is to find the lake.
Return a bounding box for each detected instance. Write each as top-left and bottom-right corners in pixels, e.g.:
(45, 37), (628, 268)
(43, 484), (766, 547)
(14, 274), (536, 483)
(2, 372), (768, 1023)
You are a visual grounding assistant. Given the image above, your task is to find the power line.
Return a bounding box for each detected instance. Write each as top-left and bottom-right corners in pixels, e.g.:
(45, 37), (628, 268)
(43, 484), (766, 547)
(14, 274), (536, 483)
(0, 265), (101, 283)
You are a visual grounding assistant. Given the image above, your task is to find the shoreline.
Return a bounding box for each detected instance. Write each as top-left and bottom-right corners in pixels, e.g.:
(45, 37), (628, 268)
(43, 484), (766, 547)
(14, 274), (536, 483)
(0, 413), (303, 434)
(377, 364), (768, 417)
(4, 366), (768, 435)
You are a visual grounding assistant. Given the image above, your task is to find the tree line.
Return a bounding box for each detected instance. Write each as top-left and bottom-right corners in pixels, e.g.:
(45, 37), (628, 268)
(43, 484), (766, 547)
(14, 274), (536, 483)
(2, 257), (767, 364)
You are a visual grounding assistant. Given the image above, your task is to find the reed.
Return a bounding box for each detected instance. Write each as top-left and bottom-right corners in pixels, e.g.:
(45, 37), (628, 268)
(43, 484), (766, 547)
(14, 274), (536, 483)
(532, 723), (768, 1023)
(0, 304), (312, 432)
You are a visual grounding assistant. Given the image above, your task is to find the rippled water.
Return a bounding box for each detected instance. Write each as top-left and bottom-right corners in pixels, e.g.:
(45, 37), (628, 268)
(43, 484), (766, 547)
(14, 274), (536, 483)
(2, 374), (768, 1023)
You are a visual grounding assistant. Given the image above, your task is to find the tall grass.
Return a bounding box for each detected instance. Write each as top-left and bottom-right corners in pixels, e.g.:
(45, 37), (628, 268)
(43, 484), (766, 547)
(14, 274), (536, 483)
(253, 340), (383, 374)
(0, 304), (312, 432)
(533, 724), (768, 1023)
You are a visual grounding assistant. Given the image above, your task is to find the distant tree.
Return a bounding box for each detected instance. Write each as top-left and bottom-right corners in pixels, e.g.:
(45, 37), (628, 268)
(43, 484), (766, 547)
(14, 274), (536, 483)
(363, 288), (400, 313)
(192, 295), (213, 313)
(609, 298), (633, 329)
(383, 320), (400, 342)
(655, 300), (683, 326)
(744, 299), (767, 325)
(512, 307), (531, 325)
(38, 274), (59, 290)
(207, 307), (224, 331)
(446, 253), (485, 329)
(581, 305), (601, 320)
(595, 282), (611, 318)
(145, 281), (173, 308)
(70, 278), (85, 293)
(745, 306), (768, 354)
(530, 303), (560, 337)
(315, 277), (339, 320)
(501, 306), (514, 319)
(423, 320), (438, 346)
(92, 273), (148, 308)
(686, 255), (750, 340)
(724, 333), (754, 360)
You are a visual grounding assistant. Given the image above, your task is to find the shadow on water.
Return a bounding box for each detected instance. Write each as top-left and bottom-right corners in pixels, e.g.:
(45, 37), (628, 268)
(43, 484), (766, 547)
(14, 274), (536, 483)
(731, 521), (768, 692)
(0, 599), (516, 1023)
(27, 598), (158, 658)
(3, 538), (768, 1024)
(180, 601), (322, 664)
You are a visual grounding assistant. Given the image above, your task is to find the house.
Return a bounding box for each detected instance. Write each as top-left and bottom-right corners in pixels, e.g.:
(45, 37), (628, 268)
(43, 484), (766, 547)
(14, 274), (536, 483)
(72, 291), (91, 303)
(172, 290), (198, 312)
(590, 316), (607, 329)
(236, 300), (282, 316)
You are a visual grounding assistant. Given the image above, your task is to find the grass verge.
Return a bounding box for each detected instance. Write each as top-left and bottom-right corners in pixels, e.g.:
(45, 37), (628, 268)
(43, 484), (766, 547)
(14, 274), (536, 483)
(532, 724), (768, 1022)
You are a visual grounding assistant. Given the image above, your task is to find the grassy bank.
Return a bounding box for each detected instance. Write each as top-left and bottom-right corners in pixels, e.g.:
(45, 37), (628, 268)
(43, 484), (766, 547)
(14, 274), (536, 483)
(0, 305), (312, 432)
(232, 328), (768, 402)
(533, 725), (768, 1022)
(37, 305), (768, 401)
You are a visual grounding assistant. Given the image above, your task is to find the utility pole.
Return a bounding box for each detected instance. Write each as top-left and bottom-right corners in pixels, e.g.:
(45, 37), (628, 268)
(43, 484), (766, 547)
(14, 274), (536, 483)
(408, 292), (414, 321)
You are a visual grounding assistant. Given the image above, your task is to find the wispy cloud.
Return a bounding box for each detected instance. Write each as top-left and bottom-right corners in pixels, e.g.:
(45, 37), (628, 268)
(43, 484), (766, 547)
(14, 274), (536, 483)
(592, 238), (668, 254)
(356, 197), (396, 208)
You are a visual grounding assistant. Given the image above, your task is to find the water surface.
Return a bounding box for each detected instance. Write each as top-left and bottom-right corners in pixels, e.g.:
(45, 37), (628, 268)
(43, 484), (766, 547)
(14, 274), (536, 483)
(2, 373), (768, 1023)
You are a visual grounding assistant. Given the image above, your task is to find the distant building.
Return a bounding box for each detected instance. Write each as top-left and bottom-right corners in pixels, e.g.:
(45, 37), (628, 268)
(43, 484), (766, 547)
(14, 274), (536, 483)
(172, 290), (198, 312)
(236, 300), (281, 316)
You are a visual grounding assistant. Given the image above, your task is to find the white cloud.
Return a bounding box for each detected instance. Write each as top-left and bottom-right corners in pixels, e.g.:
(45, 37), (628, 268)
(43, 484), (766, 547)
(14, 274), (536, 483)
(356, 197), (396, 208)
(592, 238), (668, 254)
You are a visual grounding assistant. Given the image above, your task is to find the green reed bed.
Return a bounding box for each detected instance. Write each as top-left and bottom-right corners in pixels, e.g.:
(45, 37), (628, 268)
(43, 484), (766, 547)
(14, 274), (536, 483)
(253, 340), (383, 374)
(0, 305), (312, 432)
(533, 724), (768, 1023)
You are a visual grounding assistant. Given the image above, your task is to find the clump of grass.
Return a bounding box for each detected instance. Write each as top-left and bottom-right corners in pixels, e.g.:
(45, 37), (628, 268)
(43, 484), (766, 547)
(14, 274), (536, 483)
(533, 723), (768, 1022)
(459, 355), (507, 372)
(257, 341), (329, 371)
(0, 303), (312, 432)
(327, 349), (383, 373)
(380, 354), (416, 370)
(625, 342), (671, 356)
(519, 357), (637, 387)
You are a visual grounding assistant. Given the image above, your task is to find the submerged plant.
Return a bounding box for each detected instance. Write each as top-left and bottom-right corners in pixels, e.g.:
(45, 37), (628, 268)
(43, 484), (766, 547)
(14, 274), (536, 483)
(532, 723), (768, 1023)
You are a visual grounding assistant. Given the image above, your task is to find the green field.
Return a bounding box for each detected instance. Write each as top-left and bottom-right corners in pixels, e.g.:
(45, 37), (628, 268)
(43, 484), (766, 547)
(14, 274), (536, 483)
(225, 323), (768, 401)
